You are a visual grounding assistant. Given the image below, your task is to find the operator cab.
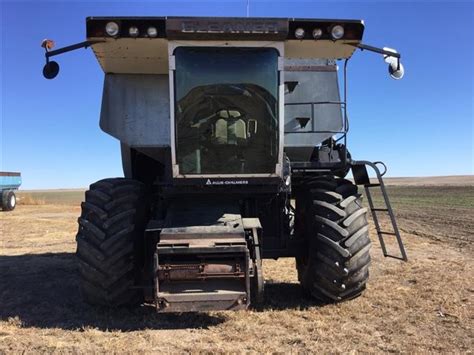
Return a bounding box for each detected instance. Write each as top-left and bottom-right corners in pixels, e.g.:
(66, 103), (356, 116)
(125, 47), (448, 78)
(82, 17), (369, 182)
(42, 16), (404, 184)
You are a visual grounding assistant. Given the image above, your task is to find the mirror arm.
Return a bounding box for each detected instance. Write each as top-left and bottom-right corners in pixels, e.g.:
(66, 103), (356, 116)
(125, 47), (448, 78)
(350, 42), (402, 60)
(350, 42), (404, 79)
(41, 39), (105, 79)
(44, 40), (104, 60)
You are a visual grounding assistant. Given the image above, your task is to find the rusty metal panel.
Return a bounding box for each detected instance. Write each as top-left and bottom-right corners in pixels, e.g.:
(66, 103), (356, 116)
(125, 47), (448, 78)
(155, 199), (250, 312)
(285, 40), (358, 59)
(155, 249), (250, 312)
(157, 261), (245, 281)
(90, 38), (169, 74)
(99, 73), (170, 147)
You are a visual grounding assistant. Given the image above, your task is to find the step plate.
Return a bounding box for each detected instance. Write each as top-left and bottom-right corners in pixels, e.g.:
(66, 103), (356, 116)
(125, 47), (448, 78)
(156, 280), (248, 312)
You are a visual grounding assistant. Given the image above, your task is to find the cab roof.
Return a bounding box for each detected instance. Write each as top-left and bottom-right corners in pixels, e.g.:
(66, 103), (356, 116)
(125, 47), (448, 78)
(86, 16), (365, 74)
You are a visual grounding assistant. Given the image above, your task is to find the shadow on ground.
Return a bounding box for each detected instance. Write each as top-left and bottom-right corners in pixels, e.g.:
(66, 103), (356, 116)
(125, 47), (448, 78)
(0, 253), (317, 331)
(0, 253), (226, 331)
(257, 282), (320, 311)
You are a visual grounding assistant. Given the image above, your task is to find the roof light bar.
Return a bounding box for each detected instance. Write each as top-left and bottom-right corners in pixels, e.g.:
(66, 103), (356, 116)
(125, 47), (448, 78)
(147, 26), (158, 38)
(330, 25), (344, 40)
(105, 22), (119, 36)
(294, 28), (305, 39)
(129, 26), (139, 37)
(312, 28), (323, 39)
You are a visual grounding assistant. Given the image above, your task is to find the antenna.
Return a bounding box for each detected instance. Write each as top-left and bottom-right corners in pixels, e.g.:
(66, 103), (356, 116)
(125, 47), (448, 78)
(246, 0), (250, 17)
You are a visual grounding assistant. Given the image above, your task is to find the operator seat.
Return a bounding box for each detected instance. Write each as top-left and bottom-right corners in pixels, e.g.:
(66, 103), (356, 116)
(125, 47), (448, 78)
(214, 110), (247, 145)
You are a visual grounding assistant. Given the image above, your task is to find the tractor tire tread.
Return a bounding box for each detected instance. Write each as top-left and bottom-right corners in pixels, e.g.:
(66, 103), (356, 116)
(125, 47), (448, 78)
(297, 176), (371, 303)
(76, 178), (146, 307)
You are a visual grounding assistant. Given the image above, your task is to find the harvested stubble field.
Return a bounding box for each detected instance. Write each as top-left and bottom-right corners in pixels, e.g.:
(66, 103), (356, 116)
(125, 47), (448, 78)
(1, 177), (473, 353)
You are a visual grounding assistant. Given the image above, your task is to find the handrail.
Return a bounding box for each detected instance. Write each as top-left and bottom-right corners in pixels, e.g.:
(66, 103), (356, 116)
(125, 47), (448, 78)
(283, 57), (350, 166)
(285, 101), (346, 106)
(284, 130), (344, 134)
(373, 161), (387, 177)
(351, 160), (407, 262)
(352, 160), (387, 180)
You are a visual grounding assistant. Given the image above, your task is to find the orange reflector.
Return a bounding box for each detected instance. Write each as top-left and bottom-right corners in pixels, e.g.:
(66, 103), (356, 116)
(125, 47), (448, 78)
(41, 39), (55, 51)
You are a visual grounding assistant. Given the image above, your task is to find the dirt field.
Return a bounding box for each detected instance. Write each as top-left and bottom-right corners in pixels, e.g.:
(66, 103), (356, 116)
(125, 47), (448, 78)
(1, 181), (473, 353)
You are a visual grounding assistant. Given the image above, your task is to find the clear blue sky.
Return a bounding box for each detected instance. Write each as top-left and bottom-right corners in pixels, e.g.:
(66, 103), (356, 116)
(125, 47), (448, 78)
(1, 0), (473, 189)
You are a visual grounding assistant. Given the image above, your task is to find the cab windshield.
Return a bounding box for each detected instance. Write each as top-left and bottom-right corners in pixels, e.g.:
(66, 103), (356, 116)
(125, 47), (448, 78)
(174, 47), (279, 175)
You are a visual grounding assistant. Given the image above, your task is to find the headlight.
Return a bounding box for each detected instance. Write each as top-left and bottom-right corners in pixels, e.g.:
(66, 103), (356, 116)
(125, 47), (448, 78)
(129, 26), (139, 37)
(147, 26), (158, 38)
(312, 28), (323, 39)
(105, 22), (119, 36)
(331, 25), (344, 40)
(294, 28), (305, 39)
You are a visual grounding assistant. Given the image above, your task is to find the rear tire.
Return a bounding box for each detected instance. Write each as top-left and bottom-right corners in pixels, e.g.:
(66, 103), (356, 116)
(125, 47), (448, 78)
(296, 177), (371, 303)
(1, 190), (16, 211)
(76, 178), (147, 306)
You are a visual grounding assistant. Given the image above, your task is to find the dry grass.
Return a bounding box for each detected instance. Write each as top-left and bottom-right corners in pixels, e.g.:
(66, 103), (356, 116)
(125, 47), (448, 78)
(16, 190), (84, 206)
(382, 175), (474, 186)
(0, 186), (473, 353)
(16, 193), (45, 206)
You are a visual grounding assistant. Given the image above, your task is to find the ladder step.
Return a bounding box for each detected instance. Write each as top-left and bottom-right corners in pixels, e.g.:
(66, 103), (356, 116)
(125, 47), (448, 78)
(352, 161), (408, 261)
(379, 231), (397, 236)
(384, 254), (408, 262)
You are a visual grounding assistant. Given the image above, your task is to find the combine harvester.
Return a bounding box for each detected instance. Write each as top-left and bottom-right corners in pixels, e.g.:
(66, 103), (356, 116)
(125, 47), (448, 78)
(42, 16), (407, 311)
(0, 172), (21, 211)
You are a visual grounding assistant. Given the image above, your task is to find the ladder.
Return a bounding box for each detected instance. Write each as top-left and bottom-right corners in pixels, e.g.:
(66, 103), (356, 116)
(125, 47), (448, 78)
(351, 160), (408, 261)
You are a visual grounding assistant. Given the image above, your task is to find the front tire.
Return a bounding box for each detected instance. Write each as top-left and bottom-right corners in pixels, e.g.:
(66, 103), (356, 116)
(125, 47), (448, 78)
(296, 177), (371, 303)
(76, 178), (147, 306)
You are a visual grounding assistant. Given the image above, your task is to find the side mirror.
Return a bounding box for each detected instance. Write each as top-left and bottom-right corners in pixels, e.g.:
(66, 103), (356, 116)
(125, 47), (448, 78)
(248, 119), (258, 135)
(43, 61), (60, 79)
(41, 39), (60, 79)
(388, 60), (404, 80)
(383, 47), (404, 80)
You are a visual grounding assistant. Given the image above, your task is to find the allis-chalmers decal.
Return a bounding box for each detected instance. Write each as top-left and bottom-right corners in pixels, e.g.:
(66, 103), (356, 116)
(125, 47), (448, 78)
(206, 179), (249, 186)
